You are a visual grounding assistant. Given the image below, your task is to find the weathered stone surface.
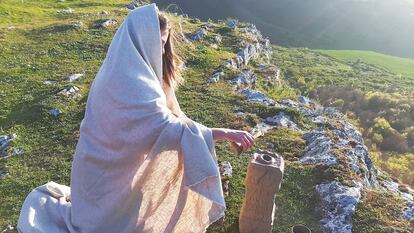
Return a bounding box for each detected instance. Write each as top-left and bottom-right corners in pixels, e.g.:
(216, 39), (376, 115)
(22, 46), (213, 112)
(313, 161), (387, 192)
(219, 161), (233, 178)
(71, 21), (83, 29)
(300, 119), (379, 188)
(264, 112), (301, 131)
(0, 224), (15, 233)
(49, 109), (63, 117)
(312, 116), (327, 125)
(0, 134), (16, 155)
(188, 28), (207, 41)
(381, 177), (414, 220)
(210, 43), (218, 49)
(300, 129), (338, 166)
(207, 69), (224, 83)
(126, 0), (144, 10)
(226, 19), (237, 30)
(238, 89), (274, 106)
(280, 99), (300, 109)
(230, 69), (256, 87)
(212, 34), (222, 43)
(64, 73), (84, 82)
(100, 19), (117, 28)
(43, 80), (57, 85)
(0, 170), (10, 178)
(57, 8), (73, 13)
(316, 181), (362, 233)
(56, 86), (81, 98)
(298, 96), (311, 106)
(201, 23), (215, 29)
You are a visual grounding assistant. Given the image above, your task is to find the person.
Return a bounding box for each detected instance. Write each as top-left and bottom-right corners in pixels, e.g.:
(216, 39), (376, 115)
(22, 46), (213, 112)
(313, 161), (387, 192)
(17, 3), (254, 233)
(158, 11), (255, 152)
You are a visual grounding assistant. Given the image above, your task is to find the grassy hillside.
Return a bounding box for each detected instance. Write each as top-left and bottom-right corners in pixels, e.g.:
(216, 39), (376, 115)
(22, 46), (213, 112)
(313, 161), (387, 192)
(1, 1), (413, 233)
(274, 46), (414, 187)
(317, 49), (414, 78)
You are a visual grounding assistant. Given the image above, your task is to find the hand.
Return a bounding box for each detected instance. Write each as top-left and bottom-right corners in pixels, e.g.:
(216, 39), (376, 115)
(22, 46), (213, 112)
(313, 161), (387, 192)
(224, 129), (255, 152)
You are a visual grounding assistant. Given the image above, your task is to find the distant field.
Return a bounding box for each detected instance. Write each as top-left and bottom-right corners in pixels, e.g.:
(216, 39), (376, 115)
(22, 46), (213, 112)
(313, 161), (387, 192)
(316, 49), (414, 78)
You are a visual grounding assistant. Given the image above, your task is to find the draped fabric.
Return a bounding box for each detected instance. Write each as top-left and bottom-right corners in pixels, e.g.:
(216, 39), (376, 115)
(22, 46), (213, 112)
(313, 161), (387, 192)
(17, 3), (226, 233)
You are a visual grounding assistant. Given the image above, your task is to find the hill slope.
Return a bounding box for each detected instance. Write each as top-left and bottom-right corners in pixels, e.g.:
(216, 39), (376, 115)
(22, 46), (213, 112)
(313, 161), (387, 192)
(153, 0), (414, 59)
(317, 50), (414, 78)
(0, 1), (413, 233)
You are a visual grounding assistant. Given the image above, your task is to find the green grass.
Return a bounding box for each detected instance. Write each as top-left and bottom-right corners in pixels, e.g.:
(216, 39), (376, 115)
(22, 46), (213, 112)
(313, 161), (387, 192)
(316, 49), (414, 78)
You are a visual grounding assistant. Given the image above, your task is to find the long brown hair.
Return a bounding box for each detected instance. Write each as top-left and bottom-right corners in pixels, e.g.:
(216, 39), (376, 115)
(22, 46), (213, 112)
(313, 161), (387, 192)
(158, 12), (184, 90)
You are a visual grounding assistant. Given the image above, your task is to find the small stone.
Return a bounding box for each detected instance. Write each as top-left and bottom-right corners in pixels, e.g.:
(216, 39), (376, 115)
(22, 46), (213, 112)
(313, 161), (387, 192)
(256, 63), (269, 69)
(226, 19), (237, 30)
(1, 224), (14, 233)
(222, 180), (230, 196)
(64, 73), (84, 82)
(230, 69), (257, 88)
(201, 23), (215, 29)
(0, 134), (17, 155)
(100, 19), (117, 28)
(98, 10), (110, 15)
(238, 89), (274, 106)
(126, 0), (144, 10)
(219, 161), (233, 178)
(49, 109), (63, 117)
(43, 80), (57, 85)
(264, 112), (300, 131)
(0, 171), (10, 178)
(266, 142), (275, 149)
(188, 28), (207, 41)
(298, 96), (311, 106)
(57, 8), (73, 13)
(207, 69), (224, 84)
(223, 58), (238, 70)
(13, 148), (24, 155)
(279, 99), (300, 108)
(56, 86), (81, 98)
(72, 21), (83, 29)
(213, 35), (222, 43)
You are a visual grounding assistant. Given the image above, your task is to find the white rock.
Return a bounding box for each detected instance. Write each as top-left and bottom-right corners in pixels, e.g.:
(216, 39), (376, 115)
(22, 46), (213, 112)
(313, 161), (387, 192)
(100, 19), (117, 28)
(64, 73), (84, 82)
(230, 69), (257, 87)
(238, 89), (274, 106)
(57, 8), (73, 13)
(316, 181), (362, 233)
(188, 28), (207, 41)
(0, 134), (17, 155)
(219, 161), (233, 177)
(226, 19), (237, 30)
(49, 109), (63, 117)
(43, 80), (57, 85)
(264, 112), (301, 131)
(56, 86), (81, 98)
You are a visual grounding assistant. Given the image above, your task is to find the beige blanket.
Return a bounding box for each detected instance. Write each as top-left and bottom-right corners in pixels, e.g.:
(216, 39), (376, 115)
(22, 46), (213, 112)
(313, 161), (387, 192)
(17, 3), (226, 232)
